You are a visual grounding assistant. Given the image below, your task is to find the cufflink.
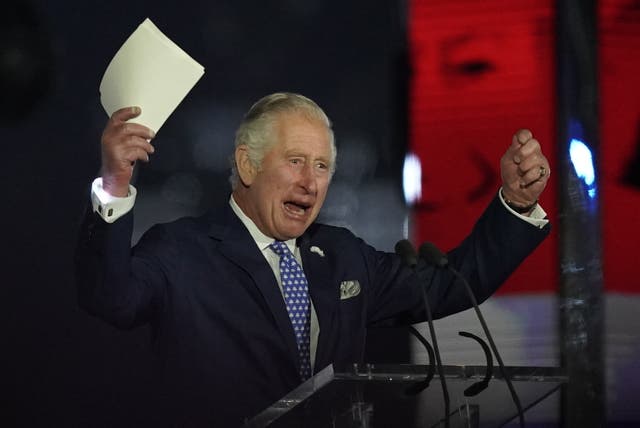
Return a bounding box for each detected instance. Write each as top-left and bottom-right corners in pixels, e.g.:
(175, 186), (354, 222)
(96, 204), (114, 218)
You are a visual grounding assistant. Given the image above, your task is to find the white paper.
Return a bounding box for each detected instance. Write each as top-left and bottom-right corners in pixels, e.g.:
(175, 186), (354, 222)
(99, 18), (205, 133)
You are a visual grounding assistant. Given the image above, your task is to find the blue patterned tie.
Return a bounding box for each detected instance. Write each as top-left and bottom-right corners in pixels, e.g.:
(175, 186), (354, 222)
(269, 241), (312, 381)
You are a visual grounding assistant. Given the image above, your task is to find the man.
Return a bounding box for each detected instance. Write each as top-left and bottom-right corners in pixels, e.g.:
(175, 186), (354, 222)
(76, 93), (551, 426)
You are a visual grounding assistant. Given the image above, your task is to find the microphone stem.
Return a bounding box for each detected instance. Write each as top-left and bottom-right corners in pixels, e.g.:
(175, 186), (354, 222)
(448, 268), (525, 428)
(423, 267), (450, 428)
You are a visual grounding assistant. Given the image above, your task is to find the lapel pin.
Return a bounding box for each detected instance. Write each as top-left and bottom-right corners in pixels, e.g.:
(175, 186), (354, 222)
(310, 246), (325, 257)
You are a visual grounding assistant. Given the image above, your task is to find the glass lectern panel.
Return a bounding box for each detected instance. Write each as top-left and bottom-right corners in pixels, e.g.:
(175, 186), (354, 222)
(245, 364), (566, 428)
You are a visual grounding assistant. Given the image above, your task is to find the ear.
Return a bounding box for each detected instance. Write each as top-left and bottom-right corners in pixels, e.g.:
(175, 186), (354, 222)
(235, 145), (257, 186)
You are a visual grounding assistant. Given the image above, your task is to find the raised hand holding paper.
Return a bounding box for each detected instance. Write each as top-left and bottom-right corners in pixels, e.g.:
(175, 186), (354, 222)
(99, 18), (205, 133)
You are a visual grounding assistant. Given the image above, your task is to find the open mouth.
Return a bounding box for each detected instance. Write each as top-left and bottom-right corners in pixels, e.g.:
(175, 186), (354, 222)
(284, 201), (311, 217)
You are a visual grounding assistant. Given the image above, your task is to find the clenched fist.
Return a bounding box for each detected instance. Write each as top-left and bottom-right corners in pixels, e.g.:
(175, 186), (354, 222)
(500, 129), (551, 212)
(101, 107), (156, 197)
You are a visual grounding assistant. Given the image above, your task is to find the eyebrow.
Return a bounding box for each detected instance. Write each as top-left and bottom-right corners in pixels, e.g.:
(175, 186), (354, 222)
(285, 150), (330, 164)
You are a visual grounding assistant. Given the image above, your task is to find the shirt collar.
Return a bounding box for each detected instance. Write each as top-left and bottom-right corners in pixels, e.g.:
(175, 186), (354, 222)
(229, 195), (297, 254)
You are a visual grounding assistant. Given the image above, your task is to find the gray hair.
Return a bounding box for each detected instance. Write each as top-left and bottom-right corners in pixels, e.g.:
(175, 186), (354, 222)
(229, 92), (336, 189)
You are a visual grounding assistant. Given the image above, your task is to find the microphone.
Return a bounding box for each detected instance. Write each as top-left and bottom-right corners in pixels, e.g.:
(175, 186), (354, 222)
(395, 240), (450, 428)
(394, 239), (418, 268)
(418, 242), (525, 428)
(418, 241), (448, 268)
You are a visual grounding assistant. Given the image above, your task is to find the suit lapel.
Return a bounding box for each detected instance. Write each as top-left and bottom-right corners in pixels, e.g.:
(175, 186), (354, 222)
(208, 205), (299, 366)
(298, 232), (340, 372)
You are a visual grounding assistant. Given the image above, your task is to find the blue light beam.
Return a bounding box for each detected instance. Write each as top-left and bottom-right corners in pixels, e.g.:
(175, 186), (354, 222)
(569, 138), (597, 199)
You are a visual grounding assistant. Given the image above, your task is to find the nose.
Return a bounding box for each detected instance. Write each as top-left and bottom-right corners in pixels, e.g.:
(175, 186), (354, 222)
(299, 163), (317, 195)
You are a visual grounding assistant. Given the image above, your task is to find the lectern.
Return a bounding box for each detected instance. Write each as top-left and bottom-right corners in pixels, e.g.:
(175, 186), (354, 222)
(245, 364), (566, 427)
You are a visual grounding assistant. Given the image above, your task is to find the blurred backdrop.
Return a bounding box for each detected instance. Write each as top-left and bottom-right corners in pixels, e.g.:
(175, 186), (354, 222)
(1, 0), (638, 426)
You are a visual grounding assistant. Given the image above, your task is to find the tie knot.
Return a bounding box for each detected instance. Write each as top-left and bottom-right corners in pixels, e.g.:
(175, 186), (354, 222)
(270, 240), (292, 258)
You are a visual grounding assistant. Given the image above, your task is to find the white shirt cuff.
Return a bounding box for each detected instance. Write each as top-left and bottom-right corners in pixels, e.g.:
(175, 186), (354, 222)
(498, 187), (549, 229)
(90, 177), (137, 223)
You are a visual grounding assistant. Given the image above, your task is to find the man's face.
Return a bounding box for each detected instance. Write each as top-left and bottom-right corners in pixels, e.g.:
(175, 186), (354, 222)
(241, 112), (333, 240)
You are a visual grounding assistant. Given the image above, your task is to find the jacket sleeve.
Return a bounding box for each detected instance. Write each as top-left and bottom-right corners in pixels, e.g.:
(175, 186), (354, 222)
(364, 194), (551, 326)
(74, 206), (171, 330)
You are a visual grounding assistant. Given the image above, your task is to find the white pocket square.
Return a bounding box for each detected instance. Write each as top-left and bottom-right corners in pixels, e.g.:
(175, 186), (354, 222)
(310, 246), (325, 257)
(339, 280), (361, 300)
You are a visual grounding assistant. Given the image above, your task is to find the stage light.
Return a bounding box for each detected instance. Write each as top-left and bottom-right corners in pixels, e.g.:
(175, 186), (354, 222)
(403, 152), (422, 205)
(569, 138), (597, 199)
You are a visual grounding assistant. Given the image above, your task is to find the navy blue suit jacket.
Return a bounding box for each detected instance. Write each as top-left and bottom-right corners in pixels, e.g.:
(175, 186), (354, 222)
(75, 194), (549, 426)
